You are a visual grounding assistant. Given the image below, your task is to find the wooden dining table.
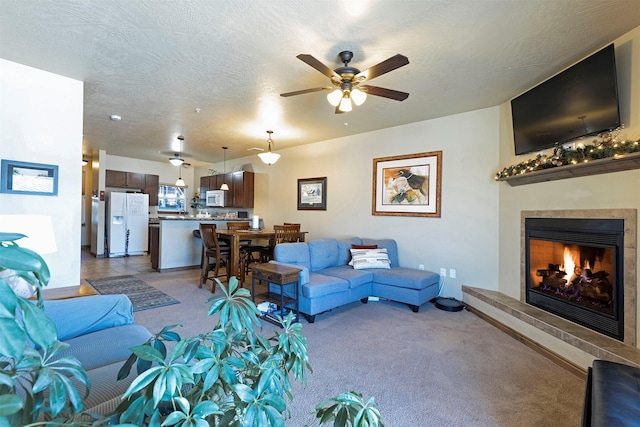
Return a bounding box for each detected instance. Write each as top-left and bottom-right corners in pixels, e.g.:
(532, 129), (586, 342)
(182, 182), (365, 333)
(216, 229), (307, 279)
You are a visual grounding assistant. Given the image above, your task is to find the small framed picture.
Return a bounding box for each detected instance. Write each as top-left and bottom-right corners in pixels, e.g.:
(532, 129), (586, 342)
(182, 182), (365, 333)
(372, 151), (442, 217)
(0, 159), (59, 196)
(297, 177), (327, 210)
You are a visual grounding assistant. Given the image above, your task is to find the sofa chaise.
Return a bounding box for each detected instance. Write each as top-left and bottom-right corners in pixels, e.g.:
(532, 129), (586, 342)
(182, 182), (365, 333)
(271, 237), (440, 322)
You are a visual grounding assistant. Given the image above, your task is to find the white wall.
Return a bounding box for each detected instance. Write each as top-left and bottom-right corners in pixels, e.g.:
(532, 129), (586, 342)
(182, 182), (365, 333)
(198, 107), (501, 300)
(497, 27), (640, 342)
(0, 59), (83, 288)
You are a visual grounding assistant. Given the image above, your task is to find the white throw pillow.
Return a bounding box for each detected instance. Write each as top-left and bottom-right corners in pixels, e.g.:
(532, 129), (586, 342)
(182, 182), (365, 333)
(349, 248), (391, 270)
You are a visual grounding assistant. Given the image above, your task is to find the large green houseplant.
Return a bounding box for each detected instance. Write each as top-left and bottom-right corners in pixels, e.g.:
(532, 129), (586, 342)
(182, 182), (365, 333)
(0, 232), (383, 426)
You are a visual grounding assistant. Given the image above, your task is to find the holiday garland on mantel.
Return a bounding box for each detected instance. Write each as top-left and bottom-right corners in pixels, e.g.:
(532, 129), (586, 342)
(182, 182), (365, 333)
(495, 128), (640, 180)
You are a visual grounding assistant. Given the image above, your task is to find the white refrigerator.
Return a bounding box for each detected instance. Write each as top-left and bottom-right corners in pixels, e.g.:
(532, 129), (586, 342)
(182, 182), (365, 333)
(107, 192), (149, 257)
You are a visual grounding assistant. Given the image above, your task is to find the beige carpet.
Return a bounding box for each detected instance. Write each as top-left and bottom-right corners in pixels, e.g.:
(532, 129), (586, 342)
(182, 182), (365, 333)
(131, 270), (585, 427)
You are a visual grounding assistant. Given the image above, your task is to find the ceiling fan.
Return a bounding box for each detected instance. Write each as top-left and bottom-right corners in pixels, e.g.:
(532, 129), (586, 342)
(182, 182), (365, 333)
(280, 50), (409, 113)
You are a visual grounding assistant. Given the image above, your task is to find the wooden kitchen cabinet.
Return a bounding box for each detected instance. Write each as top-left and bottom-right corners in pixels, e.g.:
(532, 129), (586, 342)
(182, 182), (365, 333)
(106, 170), (159, 206)
(105, 170), (126, 187)
(106, 170), (144, 189)
(198, 172), (254, 208)
(231, 171), (254, 208)
(144, 174), (159, 206)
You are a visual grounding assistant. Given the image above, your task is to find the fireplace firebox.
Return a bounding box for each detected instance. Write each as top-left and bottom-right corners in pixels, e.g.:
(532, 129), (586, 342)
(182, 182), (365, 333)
(525, 218), (624, 341)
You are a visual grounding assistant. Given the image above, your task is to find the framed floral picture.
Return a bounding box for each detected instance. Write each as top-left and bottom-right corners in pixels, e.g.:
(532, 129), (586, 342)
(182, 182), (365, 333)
(297, 177), (327, 210)
(372, 151), (442, 217)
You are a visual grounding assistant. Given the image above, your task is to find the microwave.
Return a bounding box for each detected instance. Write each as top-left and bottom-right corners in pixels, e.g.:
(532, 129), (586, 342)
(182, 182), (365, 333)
(205, 190), (225, 207)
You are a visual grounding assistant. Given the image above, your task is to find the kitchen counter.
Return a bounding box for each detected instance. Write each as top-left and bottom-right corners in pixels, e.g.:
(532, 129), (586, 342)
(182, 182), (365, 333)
(153, 217), (252, 272)
(157, 215), (248, 221)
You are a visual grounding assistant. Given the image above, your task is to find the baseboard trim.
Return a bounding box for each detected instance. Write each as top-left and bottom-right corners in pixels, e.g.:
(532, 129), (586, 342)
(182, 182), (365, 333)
(465, 304), (586, 379)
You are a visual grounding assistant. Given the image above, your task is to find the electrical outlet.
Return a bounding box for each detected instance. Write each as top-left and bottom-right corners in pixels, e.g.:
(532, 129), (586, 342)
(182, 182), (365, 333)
(418, 264), (425, 271)
(449, 269), (456, 279)
(440, 268), (446, 277)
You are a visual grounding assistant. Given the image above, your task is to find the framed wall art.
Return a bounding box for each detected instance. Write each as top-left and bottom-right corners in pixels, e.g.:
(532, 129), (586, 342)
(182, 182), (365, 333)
(0, 159), (59, 196)
(297, 177), (327, 210)
(372, 151), (442, 217)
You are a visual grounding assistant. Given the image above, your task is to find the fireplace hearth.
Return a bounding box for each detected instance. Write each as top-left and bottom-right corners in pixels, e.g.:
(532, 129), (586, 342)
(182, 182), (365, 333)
(525, 217), (624, 341)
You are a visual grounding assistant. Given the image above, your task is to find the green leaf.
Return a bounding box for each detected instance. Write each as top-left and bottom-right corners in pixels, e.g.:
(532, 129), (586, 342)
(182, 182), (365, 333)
(118, 352), (137, 381)
(0, 318), (25, 359)
(232, 383), (255, 403)
(161, 411), (187, 426)
(264, 404), (285, 427)
(0, 244), (50, 286)
(0, 394), (22, 417)
(17, 298), (57, 349)
(173, 396), (190, 414)
(131, 344), (165, 364)
(122, 366), (163, 398)
(48, 375), (65, 417)
(202, 364), (220, 392)
(0, 282), (18, 317)
(192, 400), (220, 418)
(152, 371), (168, 407)
(169, 339), (188, 362)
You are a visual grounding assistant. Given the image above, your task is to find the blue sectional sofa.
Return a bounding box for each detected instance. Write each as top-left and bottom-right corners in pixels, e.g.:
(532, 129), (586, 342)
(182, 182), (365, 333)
(271, 237), (440, 323)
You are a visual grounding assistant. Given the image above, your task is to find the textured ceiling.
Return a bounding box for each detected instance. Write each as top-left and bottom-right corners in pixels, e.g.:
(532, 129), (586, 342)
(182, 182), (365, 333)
(1, 0), (639, 166)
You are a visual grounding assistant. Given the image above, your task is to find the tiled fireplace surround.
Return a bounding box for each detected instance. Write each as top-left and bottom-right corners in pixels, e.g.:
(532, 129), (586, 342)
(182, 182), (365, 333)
(462, 209), (638, 375)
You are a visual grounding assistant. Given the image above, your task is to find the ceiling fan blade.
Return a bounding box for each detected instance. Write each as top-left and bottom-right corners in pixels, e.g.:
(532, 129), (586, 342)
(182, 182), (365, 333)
(280, 86), (332, 97)
(355, 54), (409, 82)
(297, 54), (341, 80)
(334, 106), (345, 114)
(361, 85), (409, 101)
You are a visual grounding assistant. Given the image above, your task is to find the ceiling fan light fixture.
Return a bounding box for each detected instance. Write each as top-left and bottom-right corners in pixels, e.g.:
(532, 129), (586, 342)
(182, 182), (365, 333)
(351, 88), (367, 106)
(338, 95), (352, 112)
(175, 177), (185, 187)
(327, 89), (343, 107)
(170, 136), (185, 166)
(169, 157), (184, 166)
(258, 130), (280, 165)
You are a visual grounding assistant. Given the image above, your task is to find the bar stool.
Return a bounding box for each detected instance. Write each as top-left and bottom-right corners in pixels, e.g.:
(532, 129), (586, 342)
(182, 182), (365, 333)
(199, 223), (230, 292)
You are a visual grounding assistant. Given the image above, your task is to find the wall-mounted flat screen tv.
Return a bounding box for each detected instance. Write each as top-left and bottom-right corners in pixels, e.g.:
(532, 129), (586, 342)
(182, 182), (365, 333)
(511, 44), (620, 156)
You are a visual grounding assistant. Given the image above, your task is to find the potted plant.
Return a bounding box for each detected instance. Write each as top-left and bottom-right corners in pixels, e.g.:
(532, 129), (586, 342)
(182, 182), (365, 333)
(0, 232), (91, 426)
(0, 232), (383, 426)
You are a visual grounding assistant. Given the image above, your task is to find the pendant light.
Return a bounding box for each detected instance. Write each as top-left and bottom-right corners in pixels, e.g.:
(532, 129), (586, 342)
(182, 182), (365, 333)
(169, 136), (185, 166)
(175, 136), (185, 187)
(258, 130), (281, 165)
(220, 146), (229, 190)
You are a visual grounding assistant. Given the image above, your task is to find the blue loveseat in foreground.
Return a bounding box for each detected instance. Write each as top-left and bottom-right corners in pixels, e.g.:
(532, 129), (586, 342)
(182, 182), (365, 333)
(43, 295), (152, 414)
(272, 237), (440, 323)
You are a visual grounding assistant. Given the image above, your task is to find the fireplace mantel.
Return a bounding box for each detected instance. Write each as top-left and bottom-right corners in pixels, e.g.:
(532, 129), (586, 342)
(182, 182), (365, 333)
(497, 152), (640, 186)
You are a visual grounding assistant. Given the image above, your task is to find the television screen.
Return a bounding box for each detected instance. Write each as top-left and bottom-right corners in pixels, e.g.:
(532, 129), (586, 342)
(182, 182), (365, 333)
(511, 44), (620, 156)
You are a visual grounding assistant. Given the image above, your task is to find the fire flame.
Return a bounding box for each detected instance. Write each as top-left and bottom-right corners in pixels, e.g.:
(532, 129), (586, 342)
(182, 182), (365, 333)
(562, 247), (576, 285)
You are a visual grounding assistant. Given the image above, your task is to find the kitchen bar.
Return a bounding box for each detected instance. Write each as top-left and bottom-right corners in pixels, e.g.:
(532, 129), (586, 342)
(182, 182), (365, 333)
(149, 217), (251, 272)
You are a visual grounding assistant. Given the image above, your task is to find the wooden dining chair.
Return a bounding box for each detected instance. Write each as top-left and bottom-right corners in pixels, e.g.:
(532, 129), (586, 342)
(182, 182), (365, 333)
(225, 221), (254, 284)
(260, 224), (301, 262)
(199, 223), (230, 292)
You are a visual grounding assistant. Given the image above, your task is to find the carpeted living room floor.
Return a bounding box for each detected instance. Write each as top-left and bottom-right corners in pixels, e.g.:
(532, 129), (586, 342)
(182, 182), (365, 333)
(81, 253), (585, 426)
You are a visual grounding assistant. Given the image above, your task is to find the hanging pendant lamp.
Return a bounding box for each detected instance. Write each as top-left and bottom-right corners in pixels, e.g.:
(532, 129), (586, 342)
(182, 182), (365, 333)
(220, 146), (229, 190)
(258, 130), (281, 165)
(175, 136), (186, 186)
